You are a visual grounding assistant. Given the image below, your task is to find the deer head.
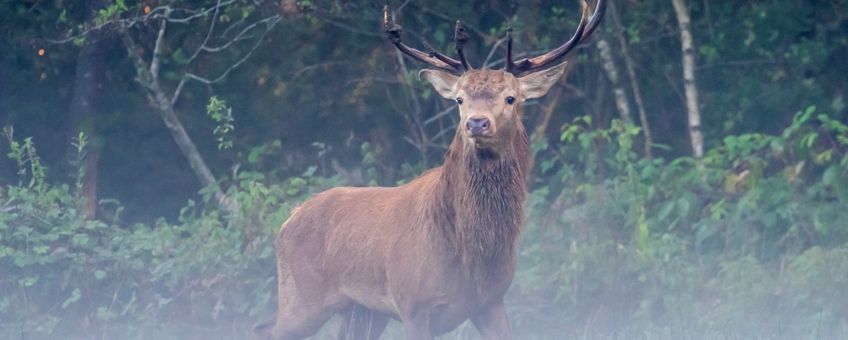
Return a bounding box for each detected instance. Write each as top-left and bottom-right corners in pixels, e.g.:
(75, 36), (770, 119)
(384, 0), (606, 156)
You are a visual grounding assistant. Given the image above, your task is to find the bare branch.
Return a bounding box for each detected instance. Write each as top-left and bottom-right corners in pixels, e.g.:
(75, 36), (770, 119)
(423, 105), (457, 126)
(152, 0), (237, 24)
(46, 17), (135, 44)
(483, 36), (507, 69)
(170, 0), (223, 105)
(291, 61), (353, 79)
(346, 76), (407, 86)
(185, 15), (281, 85)
(187, 0), (222, 64)
(321, 17), (384, 38)
(46, 0), (237, 44)
(119, 21), (239, 218)
(118, 25), (151, 87)
(171, 78), (189, 106)
(415, 4), (490, 40)
(430, 124), (457, 142)
(202, 15), (279, 52)
(150, 19), (168, 80)
(220, 16), (248, 38)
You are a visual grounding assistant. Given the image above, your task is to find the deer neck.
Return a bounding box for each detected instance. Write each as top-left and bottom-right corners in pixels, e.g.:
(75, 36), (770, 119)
(435, 126), (529, 274)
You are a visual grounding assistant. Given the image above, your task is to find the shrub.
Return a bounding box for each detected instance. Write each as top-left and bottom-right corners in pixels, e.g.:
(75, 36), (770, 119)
(2, 107), (847, 339)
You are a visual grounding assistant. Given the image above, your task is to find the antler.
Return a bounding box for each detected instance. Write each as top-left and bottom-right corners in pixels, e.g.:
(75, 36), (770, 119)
(383, 5), (471, 74)
(454, 20), (472, 71)
(506, 0), (606, 75)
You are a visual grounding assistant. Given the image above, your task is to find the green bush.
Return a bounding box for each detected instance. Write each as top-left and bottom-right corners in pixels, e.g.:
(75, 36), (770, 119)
(510, 106), (848, 338)
(0, 130), (340, 339)
(1, 107), (847, 339)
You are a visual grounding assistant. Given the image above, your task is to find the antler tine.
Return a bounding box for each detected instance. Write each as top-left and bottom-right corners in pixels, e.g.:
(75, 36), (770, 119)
(423, 40), (466, 71)
(455, 19), (472, 71)
(505, 27), (515, 73)
(508, 0), (605, 75)
(383, 5), (464, 74)
(580, 0), (607, 41)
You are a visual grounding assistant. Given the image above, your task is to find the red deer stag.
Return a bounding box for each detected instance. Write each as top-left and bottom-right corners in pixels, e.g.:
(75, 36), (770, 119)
(257, 1), (605, 339)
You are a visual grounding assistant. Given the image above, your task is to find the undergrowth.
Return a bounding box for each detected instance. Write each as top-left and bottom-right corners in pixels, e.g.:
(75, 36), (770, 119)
(1, 107), (847, 339)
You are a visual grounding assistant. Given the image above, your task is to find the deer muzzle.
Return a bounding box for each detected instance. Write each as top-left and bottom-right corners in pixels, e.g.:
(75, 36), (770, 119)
(466, 117), (491, 137)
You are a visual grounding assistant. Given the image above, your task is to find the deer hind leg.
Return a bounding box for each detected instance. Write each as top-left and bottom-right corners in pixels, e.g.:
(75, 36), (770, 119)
(470, 301), (511, 340)
(336, 305), (389, 340)
(260, 257), (342, 340)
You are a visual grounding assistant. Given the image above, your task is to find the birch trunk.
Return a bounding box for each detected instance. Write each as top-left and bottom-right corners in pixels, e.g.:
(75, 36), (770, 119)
(597, 36), (634, 125)
(671, 0), (704, 158)
(611, 1), (653, 157)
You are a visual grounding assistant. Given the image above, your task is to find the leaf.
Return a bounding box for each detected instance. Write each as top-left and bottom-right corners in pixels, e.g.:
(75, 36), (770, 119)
(0, 246), (10, 259)
(434, 29), (446, 44)
(61, 288), (81, 309)
(540, 159), (556, 174)
(302, 166), (317, 177)
(657, 202), (675, 222)
(0, 296), (9, 313)
(171, 48), (189, 65)
(801, 132), (818, 149)
(158, 297), (173, 307)
(676, 197), (691, 216)
(695, 221), (718, 247)
(822, 165), (839, 187)
(72, 233), (89, 246)
(94, 270), (107, 280)
(96, 307), (116, 321)
(635, 207), (652, 256)
(19, 276), (38, 287)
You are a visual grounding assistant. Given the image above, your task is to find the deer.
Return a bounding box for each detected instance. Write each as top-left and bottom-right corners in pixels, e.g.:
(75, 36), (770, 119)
(256, 1), (605, 339)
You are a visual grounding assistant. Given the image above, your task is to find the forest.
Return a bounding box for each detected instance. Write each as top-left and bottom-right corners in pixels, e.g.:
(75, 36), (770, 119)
(1, 0), (847, 339)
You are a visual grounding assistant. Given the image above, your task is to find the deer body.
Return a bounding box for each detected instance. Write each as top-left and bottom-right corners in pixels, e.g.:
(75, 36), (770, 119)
(275, 115), (527, 335)
(259, 2), (605, 339)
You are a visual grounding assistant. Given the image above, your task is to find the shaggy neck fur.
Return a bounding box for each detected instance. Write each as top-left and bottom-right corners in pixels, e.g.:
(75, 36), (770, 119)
(431, 121), (529, 278)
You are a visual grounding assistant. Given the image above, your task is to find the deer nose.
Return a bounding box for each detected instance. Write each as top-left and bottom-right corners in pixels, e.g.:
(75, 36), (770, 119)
(466, 117), (491, 136)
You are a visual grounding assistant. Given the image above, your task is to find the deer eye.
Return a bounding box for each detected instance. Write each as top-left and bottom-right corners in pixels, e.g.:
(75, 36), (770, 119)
(455, 97), (463, 105)
(505, 96), (515, 105)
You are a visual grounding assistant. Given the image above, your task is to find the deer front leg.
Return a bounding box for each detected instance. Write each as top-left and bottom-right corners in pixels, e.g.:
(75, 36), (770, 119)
(399, 307), (433, 340)
(403, 325), (433, 340)
(470, 301), (511, 340)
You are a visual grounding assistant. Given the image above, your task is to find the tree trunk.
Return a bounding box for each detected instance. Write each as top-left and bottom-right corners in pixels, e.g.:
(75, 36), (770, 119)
(597, 35), (634, 125)
(527, 86), (564, 185)
(672, 0), (704, 158)
(67, 0), (111, 219)
(611, 1), (653, 157)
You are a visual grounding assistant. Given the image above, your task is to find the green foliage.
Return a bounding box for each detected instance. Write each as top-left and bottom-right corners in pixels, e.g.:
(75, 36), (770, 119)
(3, 108), (848, 338)
(0, 132), (340, 339)
(3, 126), (46, 189)
(512, 108), (848, 338)
(2, 0), (848, 338)
(207, 96), (235, 150)
(95, 0), (128, 25)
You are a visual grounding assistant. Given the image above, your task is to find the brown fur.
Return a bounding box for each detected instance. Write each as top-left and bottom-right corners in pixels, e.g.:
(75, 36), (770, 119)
(258, 69), (542, 340)
(460, 71), (515, 101)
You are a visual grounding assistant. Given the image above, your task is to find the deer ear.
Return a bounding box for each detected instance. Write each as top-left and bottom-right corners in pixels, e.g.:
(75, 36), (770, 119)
(518, 61), (568, 100)
(419, 69), (459, 99)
